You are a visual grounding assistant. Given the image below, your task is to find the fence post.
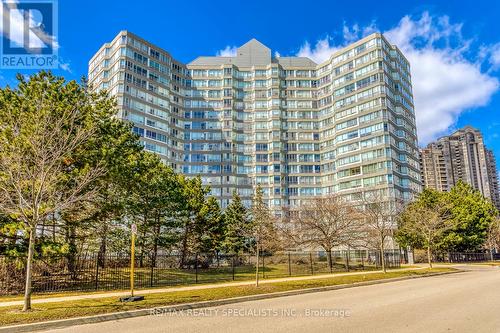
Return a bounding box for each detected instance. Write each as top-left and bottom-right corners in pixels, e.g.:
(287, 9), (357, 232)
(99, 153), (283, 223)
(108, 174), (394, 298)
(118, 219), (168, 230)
(94, 255), (99, 291)
(288, 252), (292, 276)
(232, 255), (235, 281)
(309, 252), (314, 275)
(195, 254), (198, 284)
(150, 263), (154, 288)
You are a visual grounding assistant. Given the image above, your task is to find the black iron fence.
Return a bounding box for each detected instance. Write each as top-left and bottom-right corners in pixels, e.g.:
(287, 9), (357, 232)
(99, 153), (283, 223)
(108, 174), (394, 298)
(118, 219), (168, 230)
(433, 252), (490, 263)
(0, 249), (401, 295)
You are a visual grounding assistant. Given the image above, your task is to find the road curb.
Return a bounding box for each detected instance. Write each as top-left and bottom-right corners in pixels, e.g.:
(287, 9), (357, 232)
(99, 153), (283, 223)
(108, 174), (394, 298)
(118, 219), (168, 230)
(0, 270), (461, 333)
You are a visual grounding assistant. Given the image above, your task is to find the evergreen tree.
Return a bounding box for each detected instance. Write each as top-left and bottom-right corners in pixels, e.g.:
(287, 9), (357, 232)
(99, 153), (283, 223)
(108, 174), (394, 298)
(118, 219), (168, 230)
(196, 196), (224, 255)
(397, 182), (498, 266)
(222, 191), (250, 254)
(0, 72), (112, 310)
(127, 152), (184, 267)
(440, 181), (498, 251)
(178, 176), (210, 265)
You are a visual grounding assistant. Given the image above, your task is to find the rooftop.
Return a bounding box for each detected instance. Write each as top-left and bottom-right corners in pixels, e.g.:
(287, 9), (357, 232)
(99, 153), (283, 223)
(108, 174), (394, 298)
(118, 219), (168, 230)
(189, 38), (317, 68)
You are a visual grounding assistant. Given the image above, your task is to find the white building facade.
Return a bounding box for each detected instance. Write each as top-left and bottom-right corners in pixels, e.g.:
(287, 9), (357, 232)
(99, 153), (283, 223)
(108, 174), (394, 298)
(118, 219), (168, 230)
(89, 31), (421, 214)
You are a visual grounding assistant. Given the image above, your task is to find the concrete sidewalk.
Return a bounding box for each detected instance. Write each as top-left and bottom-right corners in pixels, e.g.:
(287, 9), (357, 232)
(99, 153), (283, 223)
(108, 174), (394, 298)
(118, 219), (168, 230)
(0, 266), (425, 308)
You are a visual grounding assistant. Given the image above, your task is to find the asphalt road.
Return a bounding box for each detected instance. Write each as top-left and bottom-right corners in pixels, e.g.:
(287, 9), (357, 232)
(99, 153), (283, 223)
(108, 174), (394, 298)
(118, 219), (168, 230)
(45, 265), (500, 333)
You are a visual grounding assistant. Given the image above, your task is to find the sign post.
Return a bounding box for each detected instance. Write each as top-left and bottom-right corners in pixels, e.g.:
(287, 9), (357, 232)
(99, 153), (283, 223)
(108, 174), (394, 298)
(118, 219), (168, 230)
(119, 223), (144, 302)
(130, 223), (136, 297)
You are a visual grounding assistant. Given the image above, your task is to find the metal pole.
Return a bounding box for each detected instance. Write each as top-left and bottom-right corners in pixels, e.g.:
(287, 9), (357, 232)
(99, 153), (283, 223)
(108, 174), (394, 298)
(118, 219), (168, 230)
(130, 232), (135, 297)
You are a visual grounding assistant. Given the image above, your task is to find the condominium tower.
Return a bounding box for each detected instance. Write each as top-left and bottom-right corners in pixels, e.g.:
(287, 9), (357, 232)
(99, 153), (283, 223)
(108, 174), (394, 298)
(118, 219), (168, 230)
(89, 31), (421, 213)
(420, 126), (500, 210)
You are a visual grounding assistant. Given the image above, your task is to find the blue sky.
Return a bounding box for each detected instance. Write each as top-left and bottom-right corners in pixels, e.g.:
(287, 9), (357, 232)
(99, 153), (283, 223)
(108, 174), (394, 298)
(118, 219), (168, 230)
(1, 0), (500, 170)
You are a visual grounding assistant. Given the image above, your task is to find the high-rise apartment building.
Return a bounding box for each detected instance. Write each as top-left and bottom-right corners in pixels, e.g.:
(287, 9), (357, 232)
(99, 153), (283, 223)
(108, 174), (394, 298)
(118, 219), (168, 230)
(419, 143), (450, 192)
(420, 126), (500, 209)
(485, 148), (500, 210)
(89, 31), (421, 214)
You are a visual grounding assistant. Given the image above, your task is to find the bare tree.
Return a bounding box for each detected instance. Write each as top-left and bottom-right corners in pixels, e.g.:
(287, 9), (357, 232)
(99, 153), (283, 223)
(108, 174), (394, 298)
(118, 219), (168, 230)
(0, 73), (106, 310)
(359, 191), (403, 273)
(485, 217), (500, 261)
(285, 195), (363, 272)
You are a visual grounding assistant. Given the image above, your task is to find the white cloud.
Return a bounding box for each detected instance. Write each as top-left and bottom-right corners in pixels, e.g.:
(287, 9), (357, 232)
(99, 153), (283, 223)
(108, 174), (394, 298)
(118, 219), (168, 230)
(480, 43), (500, 69)
(343, 21), (377, 44)
(297, 22), (377, 64)
(59, 61), (71, 73)
(296, 36), (340, 64)
(384, 12), (499, 144)
(216, 45), (237, 57)
(491, 46), (500, 68)
(296, 12), (499, 145)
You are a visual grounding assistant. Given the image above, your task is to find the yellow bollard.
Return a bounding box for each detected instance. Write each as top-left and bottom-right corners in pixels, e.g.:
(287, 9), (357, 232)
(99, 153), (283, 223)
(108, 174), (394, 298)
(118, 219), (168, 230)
(130, 224), (136, 297)
(120, 223), (144, 302)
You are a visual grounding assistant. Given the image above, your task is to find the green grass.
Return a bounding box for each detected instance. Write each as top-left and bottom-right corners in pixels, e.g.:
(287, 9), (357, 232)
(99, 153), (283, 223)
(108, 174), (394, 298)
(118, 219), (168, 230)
(0, 267), (456, 327)
(1, 261), (377, 301)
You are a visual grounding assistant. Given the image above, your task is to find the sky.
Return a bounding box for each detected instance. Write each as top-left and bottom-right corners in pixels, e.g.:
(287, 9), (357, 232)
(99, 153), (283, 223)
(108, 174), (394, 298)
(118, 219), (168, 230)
(0, 0), (500, 170)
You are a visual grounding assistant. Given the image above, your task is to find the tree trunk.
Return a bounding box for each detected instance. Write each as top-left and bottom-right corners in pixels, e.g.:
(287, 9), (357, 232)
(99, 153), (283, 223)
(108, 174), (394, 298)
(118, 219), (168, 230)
(139, 213), (148, 268)
(427, 246), (433, 268)
(180, 219), (190, 268)
(139, 230), (146, 268)
(326, 249), (333, 273)
(255, 243), (260, 287)
(23, 228), (36, 312)
(67, 223), (77, 280)
(345, 247), (350, 271)
(380, 239), (386, 273)
(152, 221), (160, 268)
(97, 230), (107, 269)
(52, 212), (56, 243)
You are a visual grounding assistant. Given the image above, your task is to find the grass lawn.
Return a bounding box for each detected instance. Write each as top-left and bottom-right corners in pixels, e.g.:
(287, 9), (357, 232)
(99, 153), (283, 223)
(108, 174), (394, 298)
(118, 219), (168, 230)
(0, 267), (456, 327)
(0, 261), (378, 301)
